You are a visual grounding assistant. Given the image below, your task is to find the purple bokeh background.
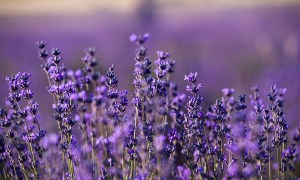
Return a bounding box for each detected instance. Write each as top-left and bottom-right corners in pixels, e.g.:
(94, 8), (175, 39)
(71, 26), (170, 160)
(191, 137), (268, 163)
(0, 3), (300, 131)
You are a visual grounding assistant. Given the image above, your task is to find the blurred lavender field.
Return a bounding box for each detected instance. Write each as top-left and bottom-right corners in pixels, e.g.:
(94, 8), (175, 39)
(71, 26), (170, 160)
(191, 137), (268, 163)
(0, 0), (300, 131)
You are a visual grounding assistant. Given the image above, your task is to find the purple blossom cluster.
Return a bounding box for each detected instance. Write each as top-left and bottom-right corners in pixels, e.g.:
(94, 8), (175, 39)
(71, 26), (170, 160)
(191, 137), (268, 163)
(0, 34), (299, 179)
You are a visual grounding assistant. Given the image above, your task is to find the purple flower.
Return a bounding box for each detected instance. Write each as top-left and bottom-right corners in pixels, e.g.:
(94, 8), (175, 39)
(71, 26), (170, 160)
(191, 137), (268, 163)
(35, 41), (47, 49)
(222, 88), (235, 97)
(177, 166), (191, 179)
(184, 72), (198, 84)
(130, 33), (149, 45)
(154, 135), (166, 151)
(105, 65), (118, 88)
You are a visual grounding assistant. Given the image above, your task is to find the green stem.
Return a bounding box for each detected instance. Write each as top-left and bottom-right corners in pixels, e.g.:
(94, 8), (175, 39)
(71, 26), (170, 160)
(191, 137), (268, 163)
(281, 142), (285, 180)
(259, 160), (263, 180)
(130, 160), (135, 179)
(220, 139), (224, 179)
(67, 134), (75, 179)
(267, 132), (271, 180)
(130, 107), (139, 179)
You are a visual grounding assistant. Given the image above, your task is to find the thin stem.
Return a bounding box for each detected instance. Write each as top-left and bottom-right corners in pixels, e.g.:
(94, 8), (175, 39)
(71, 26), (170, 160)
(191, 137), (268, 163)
(42, 69), (57, 104)
(277, 146), (279, 179)
(267, 132), (271, 180)
(130, 107), (139, 179)
(0, 163), (7, 180)
(67, 134), (75, 179)
(89, 102), (97, 177)
(281, 142), (285, 180)
(220, 139), (224, 179)
(204, 126), (210, 175)
(259, 160), (263, 180)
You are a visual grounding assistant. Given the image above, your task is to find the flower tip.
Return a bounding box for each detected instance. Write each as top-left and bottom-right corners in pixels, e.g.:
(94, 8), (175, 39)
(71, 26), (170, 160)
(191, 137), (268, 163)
(144, 33), (150, 39)
(35, 41), (47, 49)
(129, 34), (137, 42)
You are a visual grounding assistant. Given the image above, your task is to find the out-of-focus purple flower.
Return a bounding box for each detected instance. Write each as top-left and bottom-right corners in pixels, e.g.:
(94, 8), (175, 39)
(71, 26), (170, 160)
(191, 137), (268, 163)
(228, 162), (239, 176)
(177, 166), (191, 179)
(130, 33), (150, 45)
(154, 135), (166, 151)
(222, 88), (235, 97)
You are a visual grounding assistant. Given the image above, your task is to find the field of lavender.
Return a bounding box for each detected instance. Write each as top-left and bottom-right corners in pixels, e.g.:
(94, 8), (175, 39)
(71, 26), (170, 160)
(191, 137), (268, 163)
(0, 32), (300, 179)
(1, 1), (300, 179)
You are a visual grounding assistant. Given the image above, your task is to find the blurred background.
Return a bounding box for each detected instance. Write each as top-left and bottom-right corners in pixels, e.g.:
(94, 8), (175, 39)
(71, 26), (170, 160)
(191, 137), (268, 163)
(0, 0), (300, 131)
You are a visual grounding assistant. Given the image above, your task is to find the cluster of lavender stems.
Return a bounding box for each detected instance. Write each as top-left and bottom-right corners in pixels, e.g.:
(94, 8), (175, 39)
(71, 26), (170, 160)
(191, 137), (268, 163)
(0, 33), (299, 180)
